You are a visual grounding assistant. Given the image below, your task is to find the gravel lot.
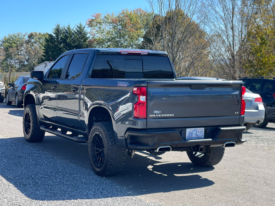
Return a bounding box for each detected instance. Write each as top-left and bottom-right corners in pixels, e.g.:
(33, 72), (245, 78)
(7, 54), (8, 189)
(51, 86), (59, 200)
(0, 103), (274, 206)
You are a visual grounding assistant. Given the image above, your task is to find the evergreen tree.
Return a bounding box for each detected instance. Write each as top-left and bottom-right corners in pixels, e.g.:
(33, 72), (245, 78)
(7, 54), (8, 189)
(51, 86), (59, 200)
(62, 25), (75, 51)
(42, 23), (90, 62)
(74, 23), (89, 48)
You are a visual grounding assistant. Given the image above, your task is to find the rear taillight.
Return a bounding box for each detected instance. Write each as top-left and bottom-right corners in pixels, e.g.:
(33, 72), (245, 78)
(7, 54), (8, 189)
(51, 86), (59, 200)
(255, 97), (263, 103)
(273, 93), (275, 98)
(22, 85), (26, 91)
(133, 87), (147, 119)
(241, 86), (246, 115)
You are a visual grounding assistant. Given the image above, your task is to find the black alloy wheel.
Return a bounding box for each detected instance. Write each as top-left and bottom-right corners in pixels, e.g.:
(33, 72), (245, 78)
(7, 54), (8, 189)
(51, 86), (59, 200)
(23, 104), (45, 142)
(88, 122), (126, 176)
(24, 113), (31, 135)
(92, 133), (105, 168)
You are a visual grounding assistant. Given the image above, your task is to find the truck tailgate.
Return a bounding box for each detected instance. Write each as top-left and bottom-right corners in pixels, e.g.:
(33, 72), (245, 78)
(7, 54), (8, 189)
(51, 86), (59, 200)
(147, 80), (242, 127)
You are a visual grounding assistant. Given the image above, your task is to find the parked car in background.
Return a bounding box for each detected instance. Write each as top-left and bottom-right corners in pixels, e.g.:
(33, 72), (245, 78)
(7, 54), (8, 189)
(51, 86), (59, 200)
(6, 76), (30, 107)
(0, 81), (5, 103)
(243, 89), (265, 130)
(240, 77), (275, 128)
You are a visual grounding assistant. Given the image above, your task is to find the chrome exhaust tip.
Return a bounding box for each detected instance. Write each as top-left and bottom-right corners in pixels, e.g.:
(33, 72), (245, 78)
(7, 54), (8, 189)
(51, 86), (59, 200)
(223, 142), (236, 148)
(154, 146), (172, 152)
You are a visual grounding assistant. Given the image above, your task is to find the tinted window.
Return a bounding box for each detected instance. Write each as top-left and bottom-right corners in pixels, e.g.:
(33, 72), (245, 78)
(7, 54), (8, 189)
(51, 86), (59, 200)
(91, 55), (114, 78)
(262, 81), (274, 92)
(49, 55), (69, 79)
(23, 77), (30, 83)
(91, 55), (174, 79)
(143, 56), (174, 78)
(246, 80), (263, 94)
(66, 54), (88, 79)
(113, 59), (143, 78)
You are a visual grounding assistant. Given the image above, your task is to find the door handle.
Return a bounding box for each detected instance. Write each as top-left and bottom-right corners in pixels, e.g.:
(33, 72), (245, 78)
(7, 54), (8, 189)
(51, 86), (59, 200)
(71, 86), (78, 92)
(52, 86), (56, 90)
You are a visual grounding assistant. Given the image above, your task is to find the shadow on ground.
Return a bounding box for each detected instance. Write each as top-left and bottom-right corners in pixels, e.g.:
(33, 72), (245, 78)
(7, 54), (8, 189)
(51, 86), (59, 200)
(0, 135), (215, 201)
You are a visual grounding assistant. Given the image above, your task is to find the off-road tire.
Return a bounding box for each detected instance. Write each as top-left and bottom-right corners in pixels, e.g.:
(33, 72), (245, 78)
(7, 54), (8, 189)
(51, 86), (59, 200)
(23, 104), (45, 142)
(0, 95), (4, 103)
(254, 115), (268, 128)
(6, 93), (12, 105)
(15, 94), (22, 107)
(88, 122), (126, 176)
(187, 146), (225, 167)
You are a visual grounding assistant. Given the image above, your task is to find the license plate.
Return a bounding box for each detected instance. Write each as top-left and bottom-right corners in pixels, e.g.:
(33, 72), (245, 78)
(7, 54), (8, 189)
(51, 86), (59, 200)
(186, 128), (204, 140)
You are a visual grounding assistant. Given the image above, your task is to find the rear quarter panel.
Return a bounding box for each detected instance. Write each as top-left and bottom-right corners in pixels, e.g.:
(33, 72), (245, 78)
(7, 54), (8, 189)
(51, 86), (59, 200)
(80, 79), (147, 145)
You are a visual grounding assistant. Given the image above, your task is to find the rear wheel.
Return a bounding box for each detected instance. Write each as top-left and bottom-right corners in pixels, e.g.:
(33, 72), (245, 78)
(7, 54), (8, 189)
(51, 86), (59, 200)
(254, 115), (268, 128)
(6, 93), (12, 105)
(88, 122), (126, 176)
(23, 104), (45, 142)
(187, 146), (225, 167)
(15, 94), (22, 107)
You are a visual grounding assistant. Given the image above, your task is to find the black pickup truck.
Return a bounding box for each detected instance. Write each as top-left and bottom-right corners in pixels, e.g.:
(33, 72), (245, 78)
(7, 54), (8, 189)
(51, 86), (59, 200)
(23, 48), (246, 176)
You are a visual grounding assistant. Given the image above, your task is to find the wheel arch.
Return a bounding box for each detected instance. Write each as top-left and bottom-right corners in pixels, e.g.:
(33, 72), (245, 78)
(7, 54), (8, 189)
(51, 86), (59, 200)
(88, 106), (114, 132)
(24, 94), (35, 108)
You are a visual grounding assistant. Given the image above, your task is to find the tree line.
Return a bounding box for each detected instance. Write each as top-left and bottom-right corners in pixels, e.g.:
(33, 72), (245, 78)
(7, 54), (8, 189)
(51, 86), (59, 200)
(1, 0), (275, 79)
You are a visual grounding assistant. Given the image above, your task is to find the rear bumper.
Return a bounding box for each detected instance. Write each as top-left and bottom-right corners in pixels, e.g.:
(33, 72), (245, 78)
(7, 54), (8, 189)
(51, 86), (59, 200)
(126, 126), (246, 150)
(244, 108), (265, 124)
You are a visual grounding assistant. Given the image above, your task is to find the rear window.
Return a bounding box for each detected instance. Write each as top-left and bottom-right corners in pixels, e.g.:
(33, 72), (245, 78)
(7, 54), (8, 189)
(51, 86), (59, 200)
(91, 55), (174, 79)
(246, 80), (263, 94)
(23, 77), (30, 83)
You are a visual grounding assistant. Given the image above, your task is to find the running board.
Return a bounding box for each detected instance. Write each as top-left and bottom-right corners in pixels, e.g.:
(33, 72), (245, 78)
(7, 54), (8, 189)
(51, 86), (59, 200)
(40, 125), (87, 143)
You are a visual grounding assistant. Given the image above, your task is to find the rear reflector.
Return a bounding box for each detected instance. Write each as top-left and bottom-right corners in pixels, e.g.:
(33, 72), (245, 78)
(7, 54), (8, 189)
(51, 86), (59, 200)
(22, 85), (26, 91)
(133, 87), (147, 119)
(120, 50), (148, 55)
(241, 86), (246, 115)
(255, 97), (263, 103)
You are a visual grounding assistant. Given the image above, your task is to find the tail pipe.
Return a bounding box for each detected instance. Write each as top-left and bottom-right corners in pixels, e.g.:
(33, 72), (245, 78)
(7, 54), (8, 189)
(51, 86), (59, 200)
(154, 146), (172, 152)
(223, 142), (236, 148)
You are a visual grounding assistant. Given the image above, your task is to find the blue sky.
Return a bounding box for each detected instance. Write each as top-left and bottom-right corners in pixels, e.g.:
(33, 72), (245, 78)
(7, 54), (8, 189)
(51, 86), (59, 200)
(0, 0), (149, 39)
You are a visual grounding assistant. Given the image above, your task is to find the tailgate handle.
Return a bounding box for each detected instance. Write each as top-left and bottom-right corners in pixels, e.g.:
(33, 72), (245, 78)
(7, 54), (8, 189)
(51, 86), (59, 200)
(190, 85), (207, 90)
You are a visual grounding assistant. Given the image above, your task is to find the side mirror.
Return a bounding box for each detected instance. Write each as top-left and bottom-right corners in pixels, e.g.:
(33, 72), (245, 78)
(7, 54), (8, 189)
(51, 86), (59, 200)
(31, 71), (44, 80)
(8, 83), (13, 87)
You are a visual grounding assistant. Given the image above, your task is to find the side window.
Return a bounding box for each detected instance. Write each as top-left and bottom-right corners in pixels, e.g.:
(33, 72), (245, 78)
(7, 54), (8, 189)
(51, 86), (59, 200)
(66, 54), (88, 79)
(246, 80), (263, 94)
(262, 81), (274, 92)
(48, 55), (69, 79)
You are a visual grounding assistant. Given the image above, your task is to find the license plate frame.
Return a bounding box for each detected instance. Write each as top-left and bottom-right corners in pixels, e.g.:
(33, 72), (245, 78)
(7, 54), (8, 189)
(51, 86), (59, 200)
(186, 128), (205, 140)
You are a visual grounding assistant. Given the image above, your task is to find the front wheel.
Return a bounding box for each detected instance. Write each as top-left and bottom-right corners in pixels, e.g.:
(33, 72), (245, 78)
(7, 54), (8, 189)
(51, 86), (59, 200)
(88, 122), (126, 176)
(23, 104), (45, 142)
(187, 146), (225, 167)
